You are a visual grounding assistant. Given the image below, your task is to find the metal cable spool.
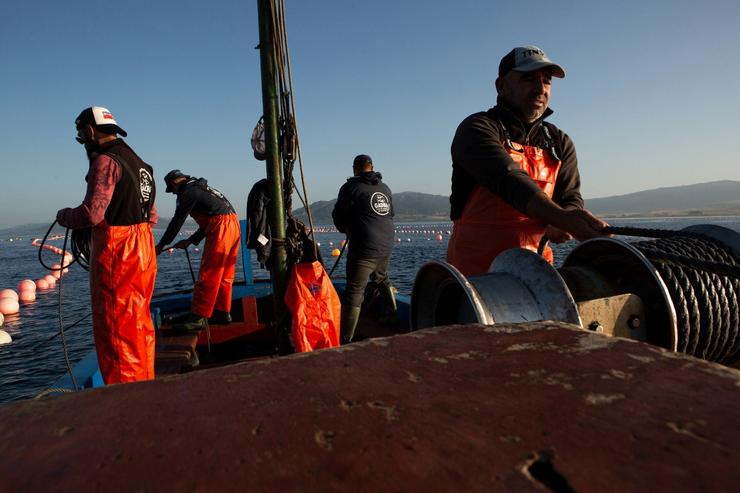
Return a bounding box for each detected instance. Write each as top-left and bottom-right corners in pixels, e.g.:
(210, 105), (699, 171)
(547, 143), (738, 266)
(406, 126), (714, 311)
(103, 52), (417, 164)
(634, 226), (739, 363)
(411, 248), (580, 330)
(562, 224), (740, 364)
(411, 223), (740, 366)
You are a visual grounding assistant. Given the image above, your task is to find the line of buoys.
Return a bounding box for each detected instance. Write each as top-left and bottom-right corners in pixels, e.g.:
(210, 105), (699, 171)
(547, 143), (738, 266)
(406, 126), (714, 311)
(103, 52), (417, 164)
(0, 242), (76, 335)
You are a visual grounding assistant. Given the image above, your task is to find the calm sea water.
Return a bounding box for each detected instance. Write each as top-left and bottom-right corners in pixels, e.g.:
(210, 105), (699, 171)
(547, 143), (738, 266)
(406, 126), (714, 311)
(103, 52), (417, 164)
(1, 216), (738, 403)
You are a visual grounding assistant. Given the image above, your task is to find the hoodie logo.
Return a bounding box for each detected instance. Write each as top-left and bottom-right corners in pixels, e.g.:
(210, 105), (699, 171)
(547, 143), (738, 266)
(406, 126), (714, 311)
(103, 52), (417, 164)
(370, 192), (391, 216)
(139, 169), (153, 202)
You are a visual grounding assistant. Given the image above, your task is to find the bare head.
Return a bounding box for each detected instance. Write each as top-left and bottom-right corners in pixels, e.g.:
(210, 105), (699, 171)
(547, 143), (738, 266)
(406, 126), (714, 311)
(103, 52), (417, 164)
(352, 154), (373, 176)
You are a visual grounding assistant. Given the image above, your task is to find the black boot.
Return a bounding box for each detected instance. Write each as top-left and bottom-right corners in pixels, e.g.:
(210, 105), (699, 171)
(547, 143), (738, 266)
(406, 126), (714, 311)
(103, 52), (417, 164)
(208, 310), (232, 325)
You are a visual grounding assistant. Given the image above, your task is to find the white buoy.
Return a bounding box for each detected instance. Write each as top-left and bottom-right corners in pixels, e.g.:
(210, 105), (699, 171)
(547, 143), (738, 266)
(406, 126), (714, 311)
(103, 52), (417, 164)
(0, 312), (4, 326)
(0, 330), (11, 344)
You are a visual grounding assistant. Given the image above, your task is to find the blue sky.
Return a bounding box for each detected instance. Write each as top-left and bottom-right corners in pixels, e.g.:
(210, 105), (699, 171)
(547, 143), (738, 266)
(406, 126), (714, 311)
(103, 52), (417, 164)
(1, 0), (739, 229)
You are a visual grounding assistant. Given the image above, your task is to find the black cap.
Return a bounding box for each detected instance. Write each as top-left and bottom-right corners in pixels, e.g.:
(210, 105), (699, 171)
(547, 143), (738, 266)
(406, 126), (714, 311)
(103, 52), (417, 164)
(75, 106), (128, 137)
(353, 154), (373, 168)
(164, 169), (188, 192)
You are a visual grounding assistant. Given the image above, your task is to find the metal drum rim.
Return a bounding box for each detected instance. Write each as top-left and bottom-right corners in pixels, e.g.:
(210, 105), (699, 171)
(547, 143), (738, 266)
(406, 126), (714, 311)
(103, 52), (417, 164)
(410, 260), (493, 330)
(563, 237), (678, 351)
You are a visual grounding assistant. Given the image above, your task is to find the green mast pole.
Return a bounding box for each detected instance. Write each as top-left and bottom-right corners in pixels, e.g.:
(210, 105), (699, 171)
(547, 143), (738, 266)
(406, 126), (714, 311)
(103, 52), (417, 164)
(257, 0), (289, 318)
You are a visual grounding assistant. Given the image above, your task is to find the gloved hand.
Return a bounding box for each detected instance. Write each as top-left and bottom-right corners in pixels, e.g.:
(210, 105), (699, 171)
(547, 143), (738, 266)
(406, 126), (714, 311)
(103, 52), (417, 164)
(173, 239), (191, 250)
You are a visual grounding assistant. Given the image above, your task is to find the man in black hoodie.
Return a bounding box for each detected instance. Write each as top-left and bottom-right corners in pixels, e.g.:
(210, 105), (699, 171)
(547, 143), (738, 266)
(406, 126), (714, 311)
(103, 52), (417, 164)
(156, 170), (240, 331)
(332, 155), (396, 343)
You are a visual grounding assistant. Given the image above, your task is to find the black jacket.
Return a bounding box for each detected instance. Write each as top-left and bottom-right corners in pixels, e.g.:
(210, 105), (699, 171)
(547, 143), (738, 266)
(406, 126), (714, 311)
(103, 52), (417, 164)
(246, 179), (271, 267)
(450, 103), (583, 220)
(158, 177), (234, 247)
(332, 171), (394, 258)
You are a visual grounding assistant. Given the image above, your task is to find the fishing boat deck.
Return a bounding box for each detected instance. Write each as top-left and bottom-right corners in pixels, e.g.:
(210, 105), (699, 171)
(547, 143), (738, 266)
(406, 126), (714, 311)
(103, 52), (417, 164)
(3, 322), (739, 491)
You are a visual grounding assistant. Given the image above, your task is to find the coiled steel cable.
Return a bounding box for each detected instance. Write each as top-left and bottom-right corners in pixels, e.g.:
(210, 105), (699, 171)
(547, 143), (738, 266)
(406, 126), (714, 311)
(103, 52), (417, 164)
(607, 227), (740, 364)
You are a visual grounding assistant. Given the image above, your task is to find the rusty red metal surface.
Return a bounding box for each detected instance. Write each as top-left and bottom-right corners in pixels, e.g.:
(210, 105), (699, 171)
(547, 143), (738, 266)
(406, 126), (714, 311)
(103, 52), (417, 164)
(1, 322), (739, 492)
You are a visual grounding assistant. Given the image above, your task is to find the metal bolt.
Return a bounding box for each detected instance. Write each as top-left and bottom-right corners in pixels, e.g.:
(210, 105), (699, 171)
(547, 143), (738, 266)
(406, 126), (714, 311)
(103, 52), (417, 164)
(627, 315), (641, 330)
(588, 321), (603, 333)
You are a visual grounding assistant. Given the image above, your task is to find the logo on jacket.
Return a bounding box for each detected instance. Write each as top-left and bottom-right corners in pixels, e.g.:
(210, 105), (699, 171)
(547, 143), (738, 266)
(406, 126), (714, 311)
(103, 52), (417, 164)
(370, 192), (391, 216)
(139, 169), (153, 202)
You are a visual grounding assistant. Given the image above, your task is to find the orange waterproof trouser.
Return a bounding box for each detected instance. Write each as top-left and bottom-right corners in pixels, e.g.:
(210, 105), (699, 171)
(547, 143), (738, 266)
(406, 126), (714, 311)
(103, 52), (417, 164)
(90, 223), (157, 384)
(191, 213), (240, 318)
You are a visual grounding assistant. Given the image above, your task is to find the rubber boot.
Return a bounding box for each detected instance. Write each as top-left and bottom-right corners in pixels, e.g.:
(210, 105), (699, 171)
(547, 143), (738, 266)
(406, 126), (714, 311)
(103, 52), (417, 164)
(379, 284), (399, 325)
(172, 312), (207, 332)
(340, 305), (362, 344)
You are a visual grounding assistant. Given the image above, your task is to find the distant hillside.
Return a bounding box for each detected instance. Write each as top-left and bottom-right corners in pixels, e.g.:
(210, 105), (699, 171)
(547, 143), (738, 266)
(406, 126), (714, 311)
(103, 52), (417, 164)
(294, 191), (449, 224)
(295, 180), (740, 224)
(585, 180), (740, 217)
(3, 181), (738, 233)
(0, 217), (197, 238)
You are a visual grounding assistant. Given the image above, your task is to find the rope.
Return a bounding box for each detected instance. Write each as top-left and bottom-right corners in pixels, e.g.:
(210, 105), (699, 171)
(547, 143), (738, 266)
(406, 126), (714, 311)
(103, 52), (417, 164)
(36, 221), (80, 391)
(631, 234), (740, 364)
(328, 239), (348, 278)
(184, 248), (197, 285)
(603, 226), (740, 278)
(33, 387), (75, 399)
(271, 0), (319, 261)
(57, 233), (79, 391)
(183, 247), (211, 352)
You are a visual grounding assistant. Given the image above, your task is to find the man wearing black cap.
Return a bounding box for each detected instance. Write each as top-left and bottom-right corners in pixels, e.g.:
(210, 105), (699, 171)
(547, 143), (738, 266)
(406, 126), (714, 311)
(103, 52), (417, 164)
(156, 170), (240, 331)
(447, 45), (608, 275)
(332, 154), (396, 343)
(57, 106), (158, 384)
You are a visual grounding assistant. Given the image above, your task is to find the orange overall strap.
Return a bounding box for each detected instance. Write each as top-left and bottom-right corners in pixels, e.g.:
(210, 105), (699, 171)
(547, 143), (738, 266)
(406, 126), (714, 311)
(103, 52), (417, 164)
(447, 141), (561, 276)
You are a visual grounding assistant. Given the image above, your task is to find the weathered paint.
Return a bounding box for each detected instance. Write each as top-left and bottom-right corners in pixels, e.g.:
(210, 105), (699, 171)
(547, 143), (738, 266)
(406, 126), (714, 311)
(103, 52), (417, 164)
(1, 322), (738, 492)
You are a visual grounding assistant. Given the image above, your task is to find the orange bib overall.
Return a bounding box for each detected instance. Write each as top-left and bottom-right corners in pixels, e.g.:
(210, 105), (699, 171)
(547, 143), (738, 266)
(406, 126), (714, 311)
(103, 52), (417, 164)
(284, 261), (341, 352)
(190, 212), (240, 318)
(90, 222), (157, 384)
(447, 139), (561, 276)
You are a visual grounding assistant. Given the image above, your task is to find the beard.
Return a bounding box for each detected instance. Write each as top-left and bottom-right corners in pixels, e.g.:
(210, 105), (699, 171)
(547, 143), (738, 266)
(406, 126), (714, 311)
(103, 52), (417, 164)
(83, 141), (101, 161)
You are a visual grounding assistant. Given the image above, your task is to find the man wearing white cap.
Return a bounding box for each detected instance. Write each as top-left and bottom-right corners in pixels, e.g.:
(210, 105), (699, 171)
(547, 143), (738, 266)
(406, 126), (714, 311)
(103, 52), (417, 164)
(447, 45), (608, 276)
(57, 106), (158, 384)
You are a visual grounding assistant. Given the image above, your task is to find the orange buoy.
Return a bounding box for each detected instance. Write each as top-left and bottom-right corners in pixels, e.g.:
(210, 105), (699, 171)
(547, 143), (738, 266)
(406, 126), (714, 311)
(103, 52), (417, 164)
(331, 248), (341, 257)
(0, 297), (19, 315)
(0, 289), (18, 301)
(36, 279), (49, 290)
(17, 280), (35, 293)
(44, 275), (56, 286)
(19, 290), (36, 303)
